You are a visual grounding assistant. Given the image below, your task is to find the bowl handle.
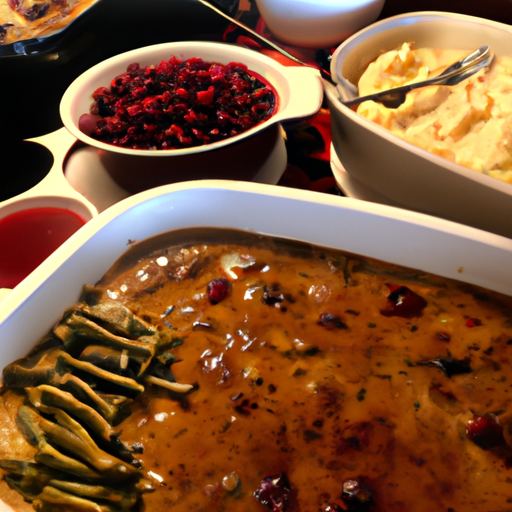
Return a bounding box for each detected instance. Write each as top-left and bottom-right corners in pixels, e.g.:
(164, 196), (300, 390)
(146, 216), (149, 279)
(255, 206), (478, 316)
(276, 66), (324, 122)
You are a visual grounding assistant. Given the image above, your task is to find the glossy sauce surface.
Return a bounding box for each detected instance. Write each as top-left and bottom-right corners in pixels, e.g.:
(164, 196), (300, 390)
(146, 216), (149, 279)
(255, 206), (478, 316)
(87, 229), (512, 511)
(0, 207), (87, 289)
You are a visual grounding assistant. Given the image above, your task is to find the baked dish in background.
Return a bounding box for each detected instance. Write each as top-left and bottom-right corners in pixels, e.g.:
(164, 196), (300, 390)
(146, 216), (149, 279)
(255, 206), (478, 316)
(0, 0), (100, 46)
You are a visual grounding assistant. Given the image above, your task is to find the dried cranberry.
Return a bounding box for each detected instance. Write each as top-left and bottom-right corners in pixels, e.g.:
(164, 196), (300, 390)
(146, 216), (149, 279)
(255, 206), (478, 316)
(466, 414), (506, 450)
(87, 57), (276, 150)
(254, 473), (292, 511)
(197, 87), (215, 105)
(341, 478), (375, 510)
(465, 317), (482, 327)
(262, 285), (285, 307)
(126, 63), (140, 73)
(380, 285), (427, 318)
(207, 277), (230, 304)
(96, 97), (115, 117)
(317, 311), (348, 330)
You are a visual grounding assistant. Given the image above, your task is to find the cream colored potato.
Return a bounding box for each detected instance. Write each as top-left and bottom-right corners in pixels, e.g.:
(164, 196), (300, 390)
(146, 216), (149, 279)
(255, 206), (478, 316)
(357, 44), (512, 184)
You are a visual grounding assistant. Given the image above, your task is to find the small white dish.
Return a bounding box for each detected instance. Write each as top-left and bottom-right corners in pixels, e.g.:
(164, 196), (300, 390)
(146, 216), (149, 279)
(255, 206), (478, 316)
(254, 0), (385, 49)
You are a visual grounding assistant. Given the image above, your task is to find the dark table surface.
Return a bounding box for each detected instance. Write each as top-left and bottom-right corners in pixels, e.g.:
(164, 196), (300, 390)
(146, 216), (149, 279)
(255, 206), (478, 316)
(1, 0), (510, 201)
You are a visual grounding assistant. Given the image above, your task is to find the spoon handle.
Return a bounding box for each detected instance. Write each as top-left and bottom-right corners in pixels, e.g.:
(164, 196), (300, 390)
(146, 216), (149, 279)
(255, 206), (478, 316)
(195, 0), (305, 66)
(438, 45), (491, 77)
(342, 45), (493, 108)
(195, 0), (335, 81)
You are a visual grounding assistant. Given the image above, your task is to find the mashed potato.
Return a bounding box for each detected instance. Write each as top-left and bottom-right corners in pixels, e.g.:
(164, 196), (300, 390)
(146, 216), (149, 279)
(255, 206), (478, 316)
(357, 43), (512, 184)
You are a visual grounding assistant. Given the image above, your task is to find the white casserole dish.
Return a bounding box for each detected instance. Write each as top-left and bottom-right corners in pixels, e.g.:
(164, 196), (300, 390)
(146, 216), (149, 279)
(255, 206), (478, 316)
(2, 180), (512, 372)
(2, 179), (512, 510)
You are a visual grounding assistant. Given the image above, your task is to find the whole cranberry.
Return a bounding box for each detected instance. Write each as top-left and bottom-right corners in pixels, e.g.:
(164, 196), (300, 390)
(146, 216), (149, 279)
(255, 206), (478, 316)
(466, 414), (506, 450)
(254, 472), (291, 511)
(341, 478), (375, 510)
(380, 285), (427, 319)
(207, 277), (230, 304)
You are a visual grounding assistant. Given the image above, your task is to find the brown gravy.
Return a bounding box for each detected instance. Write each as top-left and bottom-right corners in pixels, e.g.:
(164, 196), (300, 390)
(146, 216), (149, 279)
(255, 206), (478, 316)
(2, 229), (512, 511)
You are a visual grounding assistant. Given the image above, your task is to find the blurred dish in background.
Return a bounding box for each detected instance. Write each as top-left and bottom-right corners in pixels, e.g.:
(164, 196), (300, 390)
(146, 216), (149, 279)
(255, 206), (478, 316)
(0, 0), (101, 49)
(254, 0), (385, 49)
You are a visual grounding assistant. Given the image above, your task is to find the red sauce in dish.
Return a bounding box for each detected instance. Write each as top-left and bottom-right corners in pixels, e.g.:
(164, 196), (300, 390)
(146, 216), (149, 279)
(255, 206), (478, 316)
(0, 207), (87, 288)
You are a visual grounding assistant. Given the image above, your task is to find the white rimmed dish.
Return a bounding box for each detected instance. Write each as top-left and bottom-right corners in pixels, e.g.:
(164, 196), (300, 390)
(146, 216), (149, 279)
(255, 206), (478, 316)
(2, 179), (512, 371)
(60, 41), (323, 157)
(0, 128), (97, 291)
(324, 11), (512, 239)
(0, 128), (97, 220)
(2, 180), (512, 511)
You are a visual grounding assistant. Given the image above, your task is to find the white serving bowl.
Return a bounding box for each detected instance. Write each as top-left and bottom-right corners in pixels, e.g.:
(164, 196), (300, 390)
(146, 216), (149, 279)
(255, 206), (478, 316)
(254, 0), (385, 49)
(2, 179), (512, 372)
(60, 41), (323, 157)
(324, 11), (512, 239)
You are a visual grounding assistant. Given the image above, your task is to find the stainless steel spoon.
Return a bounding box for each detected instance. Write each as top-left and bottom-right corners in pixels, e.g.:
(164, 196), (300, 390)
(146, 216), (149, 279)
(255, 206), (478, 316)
(194, 0), (335, 79)
(341, 45), (493, 108)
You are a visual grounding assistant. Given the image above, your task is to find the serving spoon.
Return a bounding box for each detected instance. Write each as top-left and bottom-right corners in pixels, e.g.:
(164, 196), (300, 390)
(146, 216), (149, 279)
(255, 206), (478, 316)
(341, 45), (494, 108)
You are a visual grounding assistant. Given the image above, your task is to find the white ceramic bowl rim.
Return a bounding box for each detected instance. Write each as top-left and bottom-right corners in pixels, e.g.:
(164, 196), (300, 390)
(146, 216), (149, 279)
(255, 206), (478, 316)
(331, 11), (512, 87)
(60, 41), (323, 157)
(0, 127), (98, 220)
(0, 195), (95, 223)
(327, 11), (512, 195)
(3, 179), (512, 328)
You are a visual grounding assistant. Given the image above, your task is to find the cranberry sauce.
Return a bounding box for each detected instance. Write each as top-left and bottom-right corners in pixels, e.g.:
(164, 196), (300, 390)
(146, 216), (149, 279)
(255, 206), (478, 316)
(0, 207), (87, 288)
(83, 57), (277, 150)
